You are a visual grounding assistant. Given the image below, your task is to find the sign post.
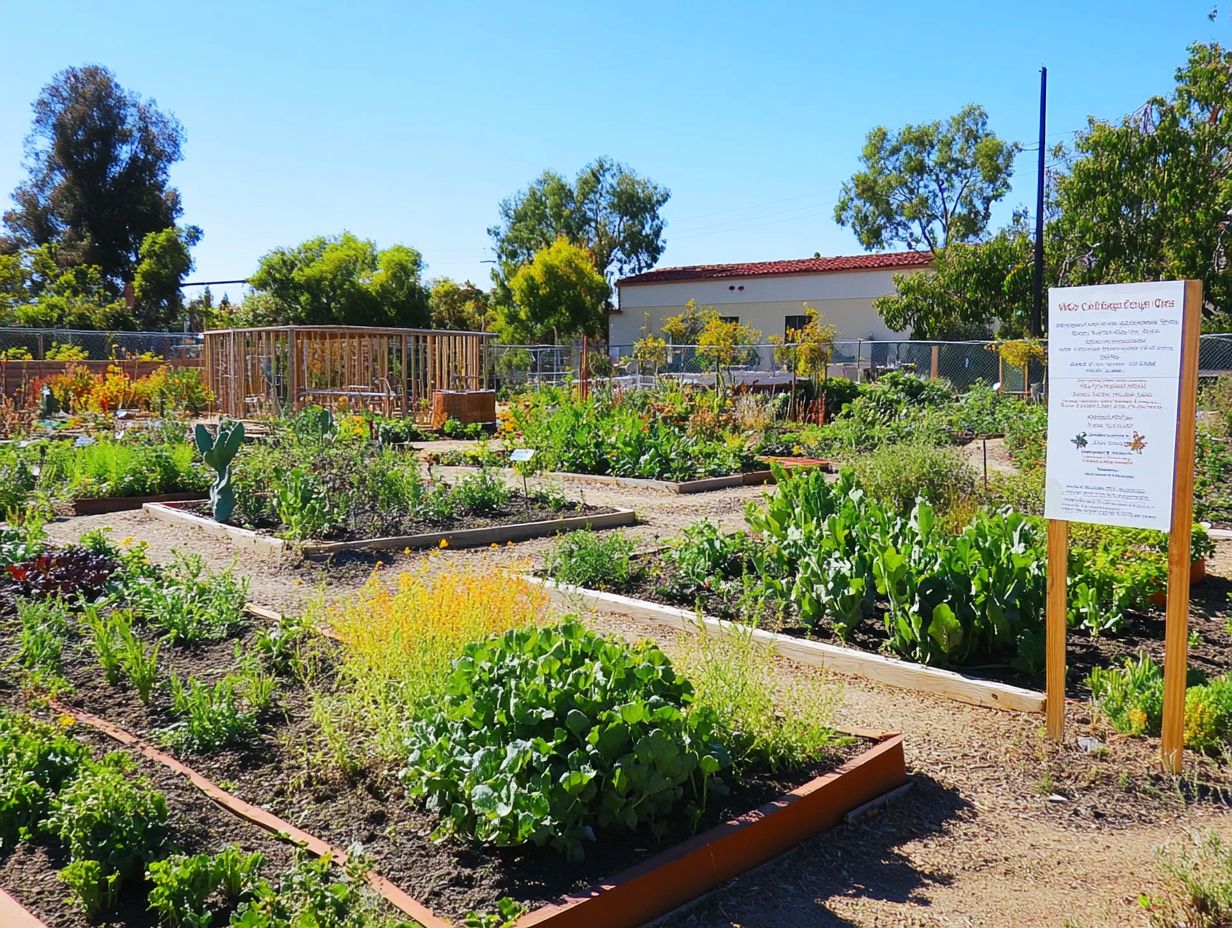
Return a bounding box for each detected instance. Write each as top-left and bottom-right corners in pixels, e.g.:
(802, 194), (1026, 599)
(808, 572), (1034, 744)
(1043, 280), (1202, 770)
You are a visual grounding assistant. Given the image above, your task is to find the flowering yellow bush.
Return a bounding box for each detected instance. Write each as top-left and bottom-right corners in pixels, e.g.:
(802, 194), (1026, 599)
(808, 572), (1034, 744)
(316, 561), (548, 760)
(36, 364), (210, 415)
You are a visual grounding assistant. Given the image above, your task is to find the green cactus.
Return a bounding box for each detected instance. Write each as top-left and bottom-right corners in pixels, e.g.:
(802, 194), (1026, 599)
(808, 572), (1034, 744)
(194, 419), (245, 523)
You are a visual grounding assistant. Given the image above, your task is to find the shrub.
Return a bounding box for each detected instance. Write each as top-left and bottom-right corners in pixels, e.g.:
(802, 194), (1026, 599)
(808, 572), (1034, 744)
(980, 469), (1045, 515)
(318, 565), (548, 762)
(544, 529), (638, 588)
(1195, 427), (1232, 525)
(45, 341), (90, 361)
(450, 468), (510, 515)
(401, 621), (731, 860)
(1203, 373), (1232, 440)
(1002, 402), (1047, 470)
(844, 442), (976, 514)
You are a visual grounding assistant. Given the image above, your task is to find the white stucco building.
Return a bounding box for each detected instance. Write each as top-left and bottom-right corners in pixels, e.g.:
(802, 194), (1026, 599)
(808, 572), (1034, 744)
(610, 251), (932, 346)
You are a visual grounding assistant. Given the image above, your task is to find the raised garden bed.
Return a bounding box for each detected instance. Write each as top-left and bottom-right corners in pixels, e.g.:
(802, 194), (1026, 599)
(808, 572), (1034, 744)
(528, 576), (1046, 713)
(143, 499), (637, 557)
(70, 491), (206, 517)
(0, 565), (909, 928)
(56, 697), (905, 928)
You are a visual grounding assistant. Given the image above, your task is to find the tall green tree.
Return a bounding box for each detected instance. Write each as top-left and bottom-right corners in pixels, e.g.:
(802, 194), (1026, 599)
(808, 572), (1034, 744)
(835, 104), (1019, 253)
(428, 278), (492, 330)
(502, 238), (610, 342)
(1050, 42), (1232, 330)
(131, 225), (201, 329)
(873, 229), (1036, 338)
(489, 157), (669, 291)
(1, 65), (187, 294)
(0, 244), (129, 328)
(244, 233), (430, 327)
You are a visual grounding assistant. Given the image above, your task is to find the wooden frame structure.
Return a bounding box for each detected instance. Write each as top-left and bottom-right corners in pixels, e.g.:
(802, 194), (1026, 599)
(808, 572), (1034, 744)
(202, 325), (493, 420)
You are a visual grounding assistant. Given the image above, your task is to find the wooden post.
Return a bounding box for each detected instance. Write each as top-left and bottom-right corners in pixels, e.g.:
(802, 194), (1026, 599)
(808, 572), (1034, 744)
(1045, 519), (1069, 740)
(1160, 279), (1204, 772)
(930, 344), (940, 380)
(580, 336), (590, 400)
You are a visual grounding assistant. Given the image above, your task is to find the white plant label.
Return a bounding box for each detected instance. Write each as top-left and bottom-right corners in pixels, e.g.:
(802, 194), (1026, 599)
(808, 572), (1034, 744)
(1044, 280), (1186, 531)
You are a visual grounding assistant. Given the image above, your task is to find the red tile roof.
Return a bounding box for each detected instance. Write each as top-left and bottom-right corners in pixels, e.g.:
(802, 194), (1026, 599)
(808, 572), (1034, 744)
(617, 251), (932, 286)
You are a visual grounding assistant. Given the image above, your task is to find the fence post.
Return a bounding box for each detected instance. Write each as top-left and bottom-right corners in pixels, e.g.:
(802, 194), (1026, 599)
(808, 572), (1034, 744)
(930, 344), (940, 379)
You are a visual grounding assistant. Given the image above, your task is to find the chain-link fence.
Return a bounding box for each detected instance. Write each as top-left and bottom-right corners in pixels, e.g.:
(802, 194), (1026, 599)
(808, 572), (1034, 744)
(0, 327), (203, 361)
(490, 333), (1232, 395)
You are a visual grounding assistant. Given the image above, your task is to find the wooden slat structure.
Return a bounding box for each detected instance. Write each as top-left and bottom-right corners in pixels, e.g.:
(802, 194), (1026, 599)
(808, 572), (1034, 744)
(202, 325), (493, 421)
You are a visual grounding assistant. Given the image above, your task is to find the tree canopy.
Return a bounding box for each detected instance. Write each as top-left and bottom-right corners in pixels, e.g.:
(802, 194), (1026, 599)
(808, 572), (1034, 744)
(1049, 42), (1232, 330)
(1, 65), (186, 295)
(502, 237), (610, 342)
(428, 278), (492, 331)
(243, 233), (430, 327)
(489, 158), (669, 290)
(835, 104), (1019, 254)
(873, 229), (1036, 339)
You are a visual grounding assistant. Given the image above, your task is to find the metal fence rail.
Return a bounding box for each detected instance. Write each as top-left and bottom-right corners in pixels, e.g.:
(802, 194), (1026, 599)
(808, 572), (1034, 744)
(490, 334), (1232, 394)
(0, 327), (203, 361)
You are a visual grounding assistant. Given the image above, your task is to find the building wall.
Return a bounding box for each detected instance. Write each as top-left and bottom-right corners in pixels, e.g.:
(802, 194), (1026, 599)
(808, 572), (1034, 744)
(610, 268), (922, 345)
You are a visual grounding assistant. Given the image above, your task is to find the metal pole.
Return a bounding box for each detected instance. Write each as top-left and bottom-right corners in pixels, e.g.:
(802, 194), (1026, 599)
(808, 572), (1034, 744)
(1032, 66), (1048, 338)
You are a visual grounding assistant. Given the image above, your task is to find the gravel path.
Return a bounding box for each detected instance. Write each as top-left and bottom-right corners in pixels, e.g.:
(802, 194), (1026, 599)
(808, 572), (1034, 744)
(41, 480), (1232, 928)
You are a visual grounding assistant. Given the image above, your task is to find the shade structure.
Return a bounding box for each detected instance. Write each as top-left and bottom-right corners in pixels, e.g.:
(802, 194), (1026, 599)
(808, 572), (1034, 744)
(202, 325), (493, 420)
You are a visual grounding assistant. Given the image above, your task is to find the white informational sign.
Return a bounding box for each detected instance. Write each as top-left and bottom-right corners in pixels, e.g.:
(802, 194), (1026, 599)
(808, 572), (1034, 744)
(1044, 280), (1186, 531)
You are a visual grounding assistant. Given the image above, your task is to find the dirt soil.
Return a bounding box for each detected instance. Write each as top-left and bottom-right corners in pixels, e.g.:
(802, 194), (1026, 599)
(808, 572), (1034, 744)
(0, 591), (867, 922)
(32, 477), (1232, 928)
(0, 712), (298, 928)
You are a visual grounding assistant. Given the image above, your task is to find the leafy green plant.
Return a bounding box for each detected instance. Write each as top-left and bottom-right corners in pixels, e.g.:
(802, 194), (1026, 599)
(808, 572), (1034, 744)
(1142, 831), (1232, 928)
(274, 467), (335, 541)
(464, 898), (529, 928)
(163, 674), (258, 754)
(401, 621), (731, 860)
(0, 711), (90, 850)
(417, 481), (458, 523)
(254, 611), (317, 676)
(81, 604), (131, 684)
(119, 629), (161, 704)
(16, 596), (72, 675)
(544, 529), (638, 589)
(450, 468), (510, 515)
(45, 753), (169, 915)
(1088, 653), (1169, 737)
(147, 845), (264, 928)
(229, 851), (411, 928)
(122, 553), (248, 644)
(195, 419), (245, 522)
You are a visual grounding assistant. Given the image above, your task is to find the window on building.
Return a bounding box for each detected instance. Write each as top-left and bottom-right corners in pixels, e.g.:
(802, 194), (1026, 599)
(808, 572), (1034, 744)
(719, 315), (740, 324)
(784, 314), (808, 338)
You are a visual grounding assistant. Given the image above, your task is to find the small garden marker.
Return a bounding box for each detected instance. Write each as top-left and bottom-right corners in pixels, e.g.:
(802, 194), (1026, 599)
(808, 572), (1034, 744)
(1043, 279), (1202, 771)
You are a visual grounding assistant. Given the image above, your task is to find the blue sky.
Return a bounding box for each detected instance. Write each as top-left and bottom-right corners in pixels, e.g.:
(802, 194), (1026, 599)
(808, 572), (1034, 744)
(0, 1), (1225, 302)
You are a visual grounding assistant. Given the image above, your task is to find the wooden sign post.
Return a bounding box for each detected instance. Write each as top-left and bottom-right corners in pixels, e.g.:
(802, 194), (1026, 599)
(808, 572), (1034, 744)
(1043, 280), (1202, 772)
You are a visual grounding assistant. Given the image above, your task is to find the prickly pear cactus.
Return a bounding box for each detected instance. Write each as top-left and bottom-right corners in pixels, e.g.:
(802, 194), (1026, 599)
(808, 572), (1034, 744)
(194, 419), (245, 523)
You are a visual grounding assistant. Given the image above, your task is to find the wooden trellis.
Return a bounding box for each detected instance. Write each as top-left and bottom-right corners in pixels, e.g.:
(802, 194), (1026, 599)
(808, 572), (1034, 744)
(202, 325), (492, 421)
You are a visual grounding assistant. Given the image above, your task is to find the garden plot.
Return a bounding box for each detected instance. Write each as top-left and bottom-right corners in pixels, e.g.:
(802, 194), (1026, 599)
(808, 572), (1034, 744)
(536, 464), (1227, 730)
(151, 411), (634, 557)
(0, 528), (906, 927)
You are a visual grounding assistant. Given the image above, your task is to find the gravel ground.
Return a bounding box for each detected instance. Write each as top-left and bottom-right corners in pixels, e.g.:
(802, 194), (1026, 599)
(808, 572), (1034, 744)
(41, 479), (1232, 928)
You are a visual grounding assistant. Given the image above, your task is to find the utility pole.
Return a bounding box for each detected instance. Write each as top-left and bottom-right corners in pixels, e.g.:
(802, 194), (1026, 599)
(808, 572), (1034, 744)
(1032, 66), (1048, 338)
